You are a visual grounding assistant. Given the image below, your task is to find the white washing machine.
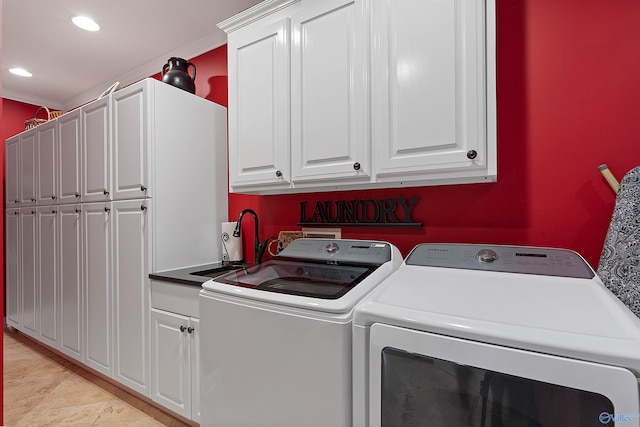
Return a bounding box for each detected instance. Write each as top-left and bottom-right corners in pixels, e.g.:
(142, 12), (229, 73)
(199, 238), (402, 427)
(353, 243), (640, 427)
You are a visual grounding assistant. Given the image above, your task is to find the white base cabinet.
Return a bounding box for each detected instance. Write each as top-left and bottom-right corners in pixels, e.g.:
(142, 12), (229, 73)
(82, 201), (113, 378)
(58, 203), (83, 361)
(5, 78), (226, 423)
(221, 0), (497, 194)
(113, 199), (150, 396)
(150, 281), (201, 423)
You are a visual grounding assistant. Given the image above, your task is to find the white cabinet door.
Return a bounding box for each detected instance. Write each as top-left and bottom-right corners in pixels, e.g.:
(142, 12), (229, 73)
(58, 204), (83, 360)
(191, 317), (200, 423)
(372, 0), (489, 181)
(37, 121), (58, 204)
(6, 135), (21, 206)
(112, 83), (150, 200)
(6, 209), (21, 329)
(21, 208), (38, 337)
(83, 201), (113, 377)
(37, 207), (58, 348)
(20, 130), (37, 206)
(82, 97), (111, 202)
(113, 199), (150, 396)
(228, 18), (291, 190)
(58, 110), (82, 204)
(291, 0), (369, 184)
(151, 308), (191, 419)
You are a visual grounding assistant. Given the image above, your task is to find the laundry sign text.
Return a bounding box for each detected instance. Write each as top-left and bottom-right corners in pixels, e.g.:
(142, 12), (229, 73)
(298, 197), (421, 227)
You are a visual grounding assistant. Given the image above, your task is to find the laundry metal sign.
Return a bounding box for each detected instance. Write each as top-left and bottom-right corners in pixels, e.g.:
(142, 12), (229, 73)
(298, 197), (421, 227)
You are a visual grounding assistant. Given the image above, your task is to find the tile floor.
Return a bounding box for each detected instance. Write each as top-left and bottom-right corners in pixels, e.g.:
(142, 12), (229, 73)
(3, 328), (191, 426)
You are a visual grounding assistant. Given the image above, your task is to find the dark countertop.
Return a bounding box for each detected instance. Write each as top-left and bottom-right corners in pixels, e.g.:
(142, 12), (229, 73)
(149, 262), (246, 287)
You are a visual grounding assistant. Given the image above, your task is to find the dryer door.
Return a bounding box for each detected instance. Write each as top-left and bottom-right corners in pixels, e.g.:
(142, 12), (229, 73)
(368, 323), (640, 427)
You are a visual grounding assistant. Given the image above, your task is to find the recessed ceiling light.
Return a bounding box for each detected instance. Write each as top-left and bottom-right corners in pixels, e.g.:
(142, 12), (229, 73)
(9, 68), (32, 77)
(72, 16), (100, 32)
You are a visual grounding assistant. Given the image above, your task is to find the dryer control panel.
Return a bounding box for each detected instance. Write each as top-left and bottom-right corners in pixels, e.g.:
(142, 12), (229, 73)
(406, 244), (595, 278)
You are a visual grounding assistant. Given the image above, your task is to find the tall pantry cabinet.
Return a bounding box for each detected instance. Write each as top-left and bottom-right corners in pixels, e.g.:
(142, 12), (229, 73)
(5, 78), (228, 400)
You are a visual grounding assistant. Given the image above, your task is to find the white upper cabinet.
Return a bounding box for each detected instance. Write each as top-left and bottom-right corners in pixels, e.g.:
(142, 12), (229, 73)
(6, 135), (21, 206)
(372, 0), (495, 184)
(20, 130), (37, 205)
(221, 0), (496, 194)
(112, 84), (150, 200)
(227, 16), (291, 190)
(82, 97), (112, 202)
(58, 110), (82, 204)
(36, 121), (58, 204)
(290, 0), (369, 186)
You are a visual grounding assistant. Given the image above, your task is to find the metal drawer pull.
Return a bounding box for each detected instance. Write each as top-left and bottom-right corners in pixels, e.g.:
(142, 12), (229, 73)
(51, 209), (57, 214)
(75, 208), (81, 213)
(141, 185), (147, 192)
(31, 198), (36, 202)
(180, 325), (187, 333)
(51, 195), (57, 200)
(187, 327), (194, 334)
(275, 170), (283, 178)
(75, 192), (81, 198)
(104, 207), (110, 212)
(103, 189), (109, 196)
(353, 162), (361, 171)
(140, 205), (147, 211)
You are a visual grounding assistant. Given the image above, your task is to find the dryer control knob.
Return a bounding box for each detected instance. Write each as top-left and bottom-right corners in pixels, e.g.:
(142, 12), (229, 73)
(476, 249), (498, 263)
(325, 242), (339, 253)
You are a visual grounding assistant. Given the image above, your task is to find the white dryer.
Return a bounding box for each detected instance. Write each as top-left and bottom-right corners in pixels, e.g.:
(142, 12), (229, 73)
(199, 239), (402, 427)
(353, 243), (640, 427)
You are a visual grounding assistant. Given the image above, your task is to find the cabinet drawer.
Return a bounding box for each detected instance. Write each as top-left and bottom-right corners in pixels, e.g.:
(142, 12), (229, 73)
(150, 280), (200, 318)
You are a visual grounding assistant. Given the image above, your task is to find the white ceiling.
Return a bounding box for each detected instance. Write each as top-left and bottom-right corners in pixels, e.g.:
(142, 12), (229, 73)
(2, 0), (262, 111)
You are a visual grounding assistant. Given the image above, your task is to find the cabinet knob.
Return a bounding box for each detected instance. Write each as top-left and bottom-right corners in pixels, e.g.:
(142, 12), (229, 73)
(187, 327), (194, 334)
(104, 207), (111, 213)
(14, 200), (19, 204)
(14, 211), (19, 215)
(75, 208), (82, 213)
(75, 192), (81, 198)
(140, 185), (147, 192)
(180, 325), (187, 333)
(51, 195), (57, 200)
(52, 209), (57, 214)
(140, 205), (147, 211)
(103, 190), (110, 196)
(31, 210), (36, 215)
(31, 198), (37, 202)
(466, 150), (478, 160)
(353, 162), (361, 171)
(275, 170), (283, 178)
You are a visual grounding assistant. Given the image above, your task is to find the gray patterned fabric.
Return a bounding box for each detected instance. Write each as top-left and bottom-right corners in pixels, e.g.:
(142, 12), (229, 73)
(598, 166), (640, 318)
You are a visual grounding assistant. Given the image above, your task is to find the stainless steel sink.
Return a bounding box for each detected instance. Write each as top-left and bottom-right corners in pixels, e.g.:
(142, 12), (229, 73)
(191, 264), (245, 279)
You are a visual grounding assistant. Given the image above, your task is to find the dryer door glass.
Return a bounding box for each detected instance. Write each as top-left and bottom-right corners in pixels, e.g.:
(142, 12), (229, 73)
(380, 347), (614, 427)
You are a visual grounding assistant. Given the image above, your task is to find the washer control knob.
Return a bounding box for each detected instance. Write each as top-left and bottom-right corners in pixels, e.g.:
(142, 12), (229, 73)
(325, 242), (339, 253)
(476, 249), (498, 263)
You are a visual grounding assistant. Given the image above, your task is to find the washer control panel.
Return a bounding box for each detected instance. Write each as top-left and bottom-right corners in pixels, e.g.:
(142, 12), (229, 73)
(279, 238), (392, 265)
(406, 244), (595, 278)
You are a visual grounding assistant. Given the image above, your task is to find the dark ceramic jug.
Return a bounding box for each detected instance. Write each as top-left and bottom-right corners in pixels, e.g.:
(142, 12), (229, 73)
(162, 57), (196, 94)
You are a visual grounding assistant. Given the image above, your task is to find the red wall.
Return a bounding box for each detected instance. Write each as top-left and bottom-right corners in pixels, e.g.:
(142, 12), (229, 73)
(3, 0), (640, 274)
